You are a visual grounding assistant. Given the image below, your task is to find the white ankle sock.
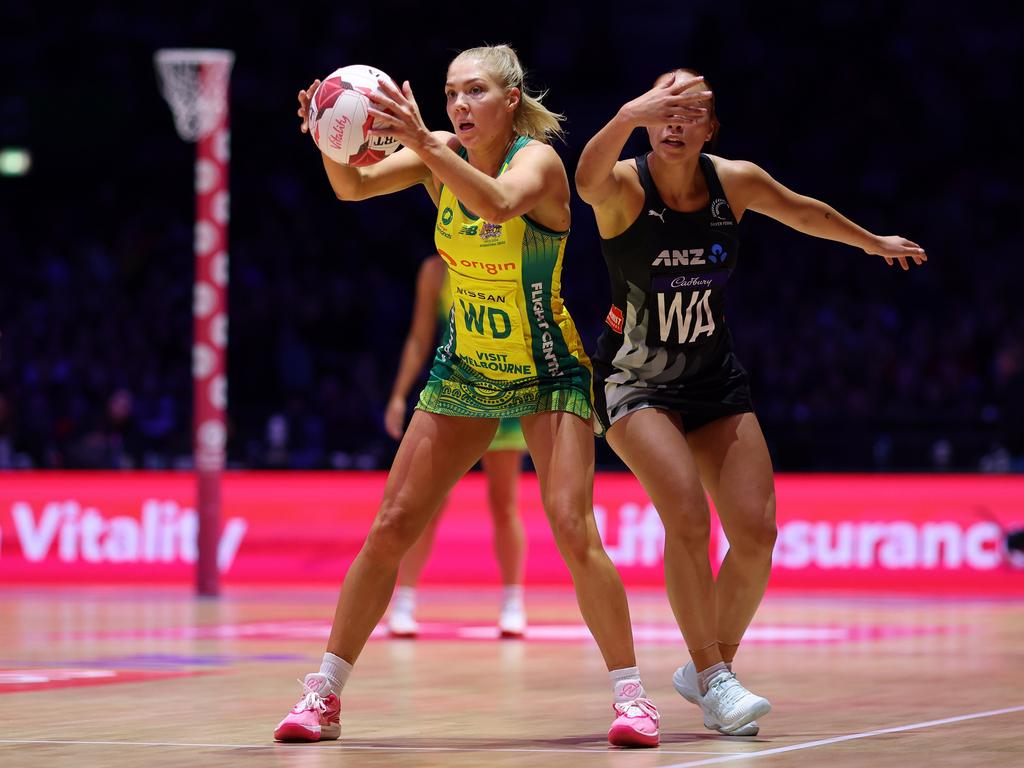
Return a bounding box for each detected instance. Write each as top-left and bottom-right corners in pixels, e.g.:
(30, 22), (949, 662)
(609, 666), (646, 703)
(698, 661), (729, 695)
(392, 586), (416, 615)
(501, 584), (524, 611)
(318, 652), (353, 695)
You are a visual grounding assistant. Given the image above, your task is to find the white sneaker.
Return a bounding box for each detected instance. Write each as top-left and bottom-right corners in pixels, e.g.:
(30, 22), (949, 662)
(699, 670), (770, 733)
(498, 603), (526, 637)
(673, 662), (760, 736)
(387, 610), (418, 638)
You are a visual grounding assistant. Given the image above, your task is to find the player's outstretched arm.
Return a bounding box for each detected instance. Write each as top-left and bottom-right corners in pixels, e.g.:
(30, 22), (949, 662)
(297, 79), (433, 201)
(725, 159), (928, 271)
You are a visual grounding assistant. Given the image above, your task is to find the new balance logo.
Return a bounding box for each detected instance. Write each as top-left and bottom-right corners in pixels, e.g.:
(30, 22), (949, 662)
(648, 208), (667, 223)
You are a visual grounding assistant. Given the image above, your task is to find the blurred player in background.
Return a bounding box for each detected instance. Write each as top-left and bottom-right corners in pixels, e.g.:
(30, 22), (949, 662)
(384, 253), (528, 638)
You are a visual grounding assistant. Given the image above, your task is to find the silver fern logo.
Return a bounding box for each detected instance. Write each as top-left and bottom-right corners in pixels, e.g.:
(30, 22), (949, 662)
(710, 198), (732, 227)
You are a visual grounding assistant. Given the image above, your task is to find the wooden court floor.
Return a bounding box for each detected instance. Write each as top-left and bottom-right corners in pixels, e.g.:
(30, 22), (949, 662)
(0, 586), (1021, 767)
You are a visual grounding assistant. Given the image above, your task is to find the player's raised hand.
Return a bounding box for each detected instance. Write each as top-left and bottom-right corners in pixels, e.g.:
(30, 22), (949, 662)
(366, 79), (430, 149)
(296, 79), (321, 134)
(621, 73), (711, 128)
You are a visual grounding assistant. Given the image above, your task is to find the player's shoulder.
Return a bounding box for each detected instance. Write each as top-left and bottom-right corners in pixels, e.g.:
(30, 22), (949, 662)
(611, 156), (641, 183)
(432, 130), (459, 153)
(616, 156), (640, 173)
(417, 253), (447, 291)
(422, 253), (446, 275)
(508, 138), (563, 167)
(505, 140), (568, 190)
(705, 154), (765, 181)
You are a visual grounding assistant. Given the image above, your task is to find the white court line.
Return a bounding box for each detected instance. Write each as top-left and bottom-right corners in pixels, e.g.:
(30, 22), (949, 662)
(7, 705), (1021, 760)
(0, 739), (729, 756)
(660, 704), (1024, 767)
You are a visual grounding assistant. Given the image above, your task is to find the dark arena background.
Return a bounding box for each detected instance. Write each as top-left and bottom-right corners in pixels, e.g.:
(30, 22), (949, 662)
(1, 2), (1022, 767)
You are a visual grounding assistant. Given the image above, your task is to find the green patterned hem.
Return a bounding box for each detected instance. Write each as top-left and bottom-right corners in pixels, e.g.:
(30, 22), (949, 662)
(416, 357), (591, 421)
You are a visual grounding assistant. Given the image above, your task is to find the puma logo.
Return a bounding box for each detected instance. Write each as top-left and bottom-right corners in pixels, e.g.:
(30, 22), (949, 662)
(648, 208), (667, 223)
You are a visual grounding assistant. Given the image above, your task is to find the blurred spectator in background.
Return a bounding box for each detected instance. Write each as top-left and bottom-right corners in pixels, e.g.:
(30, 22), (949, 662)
(0, 2), (1019, 473)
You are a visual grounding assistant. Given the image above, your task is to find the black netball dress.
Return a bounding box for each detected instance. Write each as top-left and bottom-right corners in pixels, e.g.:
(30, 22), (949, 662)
(591, 153), (754, 434)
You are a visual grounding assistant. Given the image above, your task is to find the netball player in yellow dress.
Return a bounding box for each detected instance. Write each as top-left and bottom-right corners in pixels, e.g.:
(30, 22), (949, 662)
(274, 45), (659, 747)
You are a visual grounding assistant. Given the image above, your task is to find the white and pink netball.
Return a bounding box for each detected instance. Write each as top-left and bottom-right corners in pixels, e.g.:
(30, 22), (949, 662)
(308, 64), (402, 166)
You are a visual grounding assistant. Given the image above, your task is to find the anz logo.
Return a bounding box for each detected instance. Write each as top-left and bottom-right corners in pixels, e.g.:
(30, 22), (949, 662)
(652, 249), (706, 267)
(652, 245), (728, 267)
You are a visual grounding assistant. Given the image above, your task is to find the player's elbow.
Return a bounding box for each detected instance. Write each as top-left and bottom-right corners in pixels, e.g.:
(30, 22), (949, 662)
(333, 181), (366, 202)
(478, 200), (515, 224)
(574, 169), (596, 200)
(407, 332), (433, 350)
(575, 182), (602, 206)
(574, 173), (609, 207)
(325, 162), (366, 201)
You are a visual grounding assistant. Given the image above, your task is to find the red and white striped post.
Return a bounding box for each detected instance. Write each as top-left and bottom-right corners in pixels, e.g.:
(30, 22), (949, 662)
(192, 62), (230, 596)
(155, 49), (234, 596)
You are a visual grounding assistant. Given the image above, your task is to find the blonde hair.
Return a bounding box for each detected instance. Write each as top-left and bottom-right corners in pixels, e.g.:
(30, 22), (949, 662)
(450, 44), (565, 143)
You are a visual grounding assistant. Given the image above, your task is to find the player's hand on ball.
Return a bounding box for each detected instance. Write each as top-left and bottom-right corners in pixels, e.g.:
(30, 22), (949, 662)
(366, 79), (429, 149)
(867, 236), (928, 271)
(297, 79), (321, 134)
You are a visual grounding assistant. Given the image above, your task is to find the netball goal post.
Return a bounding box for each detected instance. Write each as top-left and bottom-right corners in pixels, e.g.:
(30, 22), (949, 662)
(154, 48), (234, 596)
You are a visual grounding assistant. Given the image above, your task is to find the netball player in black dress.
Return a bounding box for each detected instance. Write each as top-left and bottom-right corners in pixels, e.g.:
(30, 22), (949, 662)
(575, 70), (926, 735)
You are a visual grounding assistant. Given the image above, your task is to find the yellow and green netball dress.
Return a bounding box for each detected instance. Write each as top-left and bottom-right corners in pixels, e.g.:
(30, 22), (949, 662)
(418, 135), (592, 421)
(436, 268), (528, 451)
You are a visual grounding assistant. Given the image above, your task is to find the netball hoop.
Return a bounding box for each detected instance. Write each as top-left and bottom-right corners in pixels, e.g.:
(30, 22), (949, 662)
(155, 48), (234, 597)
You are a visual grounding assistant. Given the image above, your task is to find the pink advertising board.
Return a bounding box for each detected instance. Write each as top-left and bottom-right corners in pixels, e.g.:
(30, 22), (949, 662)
(0, 473), (1021, 593)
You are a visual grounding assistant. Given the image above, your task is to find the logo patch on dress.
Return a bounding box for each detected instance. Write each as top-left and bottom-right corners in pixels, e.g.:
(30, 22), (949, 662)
(710, 198), (733, 227)
(651, 270), (731, 293)
(605, 304), (624, 333)
(480, 222), (503, 240)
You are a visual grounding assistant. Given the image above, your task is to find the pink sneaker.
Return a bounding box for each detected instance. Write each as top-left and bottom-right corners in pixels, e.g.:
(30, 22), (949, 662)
(274, 674), (341, 742)
(608, 697), (660, 747)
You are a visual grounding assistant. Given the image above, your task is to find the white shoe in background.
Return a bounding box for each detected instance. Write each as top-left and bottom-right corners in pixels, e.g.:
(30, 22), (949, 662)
(498, 602), (526, 637)
(387, 610), (419, 638)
